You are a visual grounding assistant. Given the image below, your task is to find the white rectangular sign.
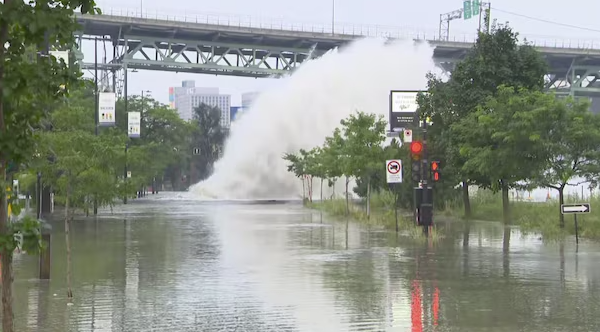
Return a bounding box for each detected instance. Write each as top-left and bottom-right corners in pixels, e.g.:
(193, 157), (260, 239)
(390, 91), (419, 113)
(403, 129), (413, 143)
(386, 159), (403, 184)
(99, 92), (116, 126)
(128, 111), (141, 138)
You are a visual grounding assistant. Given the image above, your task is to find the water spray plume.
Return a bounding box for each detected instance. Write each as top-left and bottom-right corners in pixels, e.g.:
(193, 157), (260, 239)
(190, 38), (438, 200)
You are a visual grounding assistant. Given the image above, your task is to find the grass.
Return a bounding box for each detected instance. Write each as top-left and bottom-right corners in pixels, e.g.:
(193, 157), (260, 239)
(307, 191), (444, 243)
(308, 188), (600, 242)
(443, 189), (600, 240)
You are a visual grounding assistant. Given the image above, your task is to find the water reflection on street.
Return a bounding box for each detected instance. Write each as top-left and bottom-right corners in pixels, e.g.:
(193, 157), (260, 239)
(10, 192), (600, 331)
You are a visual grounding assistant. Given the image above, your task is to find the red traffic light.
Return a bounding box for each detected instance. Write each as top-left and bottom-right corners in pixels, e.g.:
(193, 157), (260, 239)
(433, 172), (440, 181)
(410, 141), (423, 154)
(431, 161), (439, 171)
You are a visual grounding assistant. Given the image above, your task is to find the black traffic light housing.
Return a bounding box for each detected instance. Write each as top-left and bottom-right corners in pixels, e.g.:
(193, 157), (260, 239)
(431, 161), (441, 182)
(410, 141), (423, 182)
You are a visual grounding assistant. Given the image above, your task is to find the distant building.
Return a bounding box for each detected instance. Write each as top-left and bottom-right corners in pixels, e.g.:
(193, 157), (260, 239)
(169, 80), (231, 127)
(241, 91), (259, 109)
(230, 106), (242, 122)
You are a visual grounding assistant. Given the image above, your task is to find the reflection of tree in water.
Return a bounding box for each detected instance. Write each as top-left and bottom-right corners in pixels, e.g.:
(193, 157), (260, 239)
(321, 250), (388, 330)
(417, 223), (600, 332)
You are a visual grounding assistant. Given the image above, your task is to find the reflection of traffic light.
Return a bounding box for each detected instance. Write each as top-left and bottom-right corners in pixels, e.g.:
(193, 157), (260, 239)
(410, 141), (423, 182)
(431, 161), (440, 182)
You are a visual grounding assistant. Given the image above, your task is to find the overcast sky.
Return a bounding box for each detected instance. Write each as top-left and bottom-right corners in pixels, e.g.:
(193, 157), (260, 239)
(82, 0), (600, 105)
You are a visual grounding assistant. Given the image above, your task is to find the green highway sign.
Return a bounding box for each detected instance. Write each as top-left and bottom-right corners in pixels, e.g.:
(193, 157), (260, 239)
(463, 0), (481, 20)
(463, 1), (472, 20)
(473, 0), (480, 15)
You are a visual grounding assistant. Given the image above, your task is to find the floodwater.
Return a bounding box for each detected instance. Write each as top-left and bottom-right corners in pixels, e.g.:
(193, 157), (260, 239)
(9, 192), (600, 331)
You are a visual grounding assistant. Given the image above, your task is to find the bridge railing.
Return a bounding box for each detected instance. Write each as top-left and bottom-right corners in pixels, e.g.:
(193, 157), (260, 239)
(99, 7), (600, 50)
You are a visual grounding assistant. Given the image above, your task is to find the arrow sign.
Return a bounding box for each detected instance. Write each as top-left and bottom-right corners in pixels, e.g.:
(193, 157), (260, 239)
(561, 203), (590, 214)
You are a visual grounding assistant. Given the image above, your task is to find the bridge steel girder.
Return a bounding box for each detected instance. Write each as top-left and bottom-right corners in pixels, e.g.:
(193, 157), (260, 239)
(107, 34), (317, 78)
(546, 64), (600, 97)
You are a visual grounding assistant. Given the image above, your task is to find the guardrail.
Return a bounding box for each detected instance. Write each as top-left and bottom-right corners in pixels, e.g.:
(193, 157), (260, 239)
(96, 7), (600, 50)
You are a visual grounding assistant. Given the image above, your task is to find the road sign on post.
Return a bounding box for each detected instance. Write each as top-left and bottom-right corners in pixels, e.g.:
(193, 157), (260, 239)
(561, 203), (590, 214)
(561, 203), (589, 245)
(389, 90), (422, 132)
(386, 160), (403, 184)
(463, 0), (472, 19)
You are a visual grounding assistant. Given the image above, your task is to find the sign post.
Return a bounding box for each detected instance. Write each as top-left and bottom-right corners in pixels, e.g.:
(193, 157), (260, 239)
(561, 203), (590, 245)
(386, 159), (402, 232)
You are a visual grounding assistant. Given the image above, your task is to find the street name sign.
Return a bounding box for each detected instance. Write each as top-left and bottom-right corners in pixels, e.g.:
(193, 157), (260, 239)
(561, 203), (590, 214)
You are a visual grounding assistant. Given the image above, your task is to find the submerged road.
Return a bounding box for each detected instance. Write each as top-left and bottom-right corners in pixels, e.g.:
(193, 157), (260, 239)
(10, 192), (600, 331)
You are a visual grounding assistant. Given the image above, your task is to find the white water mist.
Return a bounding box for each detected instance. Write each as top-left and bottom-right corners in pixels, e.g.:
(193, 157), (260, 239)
(190, 38), (438, 200)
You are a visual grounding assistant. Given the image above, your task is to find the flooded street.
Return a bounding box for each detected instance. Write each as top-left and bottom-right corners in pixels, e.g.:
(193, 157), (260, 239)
(10, 192), (600, 331)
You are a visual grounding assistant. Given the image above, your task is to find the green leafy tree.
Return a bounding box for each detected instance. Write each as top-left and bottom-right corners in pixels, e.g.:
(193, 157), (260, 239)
(0, 1), (99, 330)
(339, 111), (387, 218)
(321, 128), (346, 200)
(529, 95), (600, 228)
(420, 24), (548, 218)
(455, 86), (552, 224)
(33, 102), (125, 300)
(308, 147), (328, 201)
(282, 152), (307, 201)
(189, 103), (228, 185)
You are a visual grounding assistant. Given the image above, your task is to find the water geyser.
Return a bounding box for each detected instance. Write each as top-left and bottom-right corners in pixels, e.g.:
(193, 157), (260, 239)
(189, 37), (437, 200)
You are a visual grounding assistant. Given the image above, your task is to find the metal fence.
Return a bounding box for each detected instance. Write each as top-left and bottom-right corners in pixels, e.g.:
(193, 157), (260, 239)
(99, 7), (600, 50)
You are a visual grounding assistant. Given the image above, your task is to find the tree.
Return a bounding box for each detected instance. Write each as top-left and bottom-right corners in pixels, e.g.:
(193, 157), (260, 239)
(282, 152), (307, 201)
(189, 103), (228, 184)
(115, 95), (192, 191)
(420, 24), (548, 218)
(454, 86), (553, 224)
(529, 95), (600, 228)
(338, 111), (387, 218)
(321, 128), (346, 202)
(33, 102), (125, 300)
(0, 1), (99, 330)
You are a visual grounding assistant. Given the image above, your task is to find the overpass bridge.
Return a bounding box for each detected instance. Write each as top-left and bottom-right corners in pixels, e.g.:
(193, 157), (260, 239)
(73, 10), (600, 98)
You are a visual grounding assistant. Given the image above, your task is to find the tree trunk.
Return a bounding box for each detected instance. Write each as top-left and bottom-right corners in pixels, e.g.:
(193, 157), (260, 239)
(309, 176), (313, 202)
(65, 179), (73, 300)
(345, 176), (350, 215)
(462, 181), (472, 219)
(501, 180), (511, 225)
(558, 185), (566, 228)
(301, 177), (305, 201)
(366, 177), (371, 219)
(0, 164), (14, 332)
(0, 8), (15, 332)
(320, 178), (323, 202)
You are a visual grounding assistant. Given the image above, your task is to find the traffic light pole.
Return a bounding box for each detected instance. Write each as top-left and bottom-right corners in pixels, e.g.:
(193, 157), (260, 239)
(419, 120), (431, 235)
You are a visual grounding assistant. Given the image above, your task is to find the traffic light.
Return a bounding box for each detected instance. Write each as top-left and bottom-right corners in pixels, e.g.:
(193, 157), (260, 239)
(410, 141), (423, 182)
(431, 161), (441, 182)
(409, 141), (423, 160)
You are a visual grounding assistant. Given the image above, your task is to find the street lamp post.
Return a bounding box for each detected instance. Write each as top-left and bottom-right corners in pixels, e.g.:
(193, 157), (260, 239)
(140, 90), (151, 197)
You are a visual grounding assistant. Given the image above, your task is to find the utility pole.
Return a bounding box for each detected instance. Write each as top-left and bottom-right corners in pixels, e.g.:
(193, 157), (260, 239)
(332, 0), (335, 34)
(93, 37), (99, 215)
(123, 67), (129, 204)
(420, 119), (433, 234)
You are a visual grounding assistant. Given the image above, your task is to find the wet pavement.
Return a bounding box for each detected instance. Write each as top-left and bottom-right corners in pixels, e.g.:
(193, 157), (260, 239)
(9, 192), (600, 331)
